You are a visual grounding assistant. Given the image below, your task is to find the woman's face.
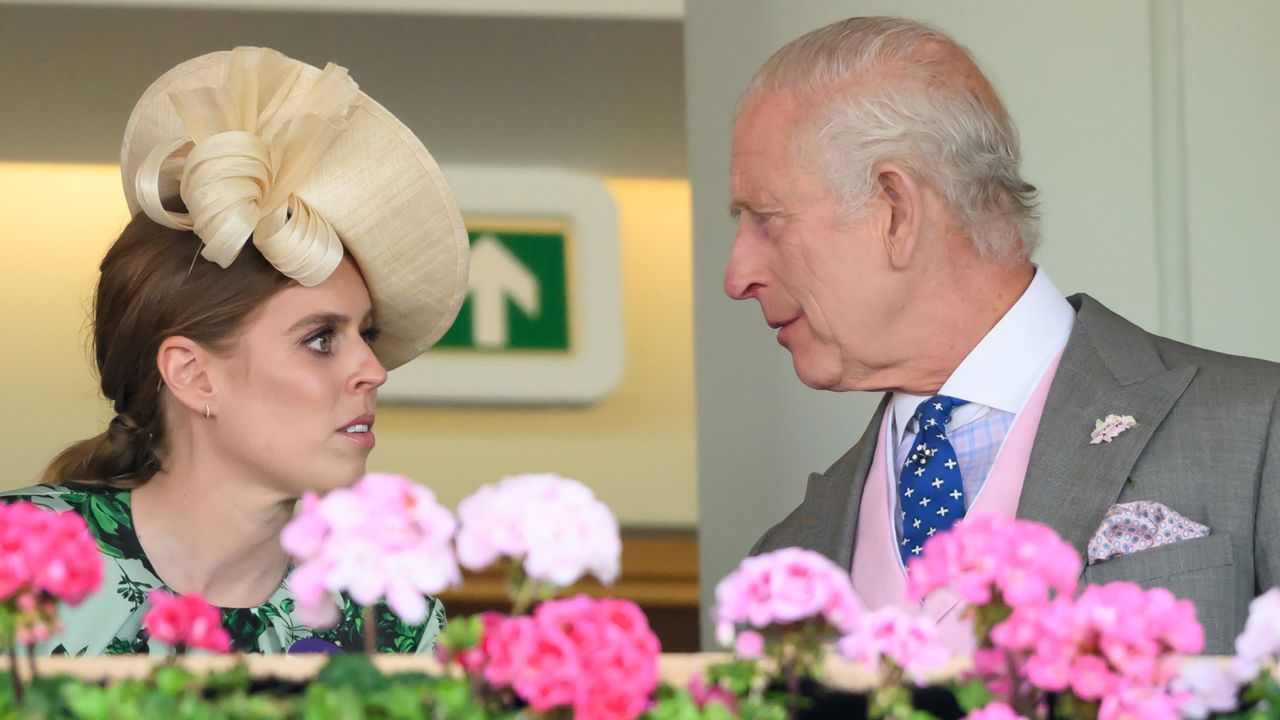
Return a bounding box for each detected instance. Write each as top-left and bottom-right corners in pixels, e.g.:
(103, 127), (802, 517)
(206, 257), (388, 498)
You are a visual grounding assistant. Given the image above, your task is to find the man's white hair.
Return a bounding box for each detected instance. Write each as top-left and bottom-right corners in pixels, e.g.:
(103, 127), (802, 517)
(744, 17), (1040, 261)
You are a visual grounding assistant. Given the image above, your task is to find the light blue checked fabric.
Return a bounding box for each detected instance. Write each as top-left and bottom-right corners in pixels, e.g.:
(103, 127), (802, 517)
(893, 406), (1014, 539)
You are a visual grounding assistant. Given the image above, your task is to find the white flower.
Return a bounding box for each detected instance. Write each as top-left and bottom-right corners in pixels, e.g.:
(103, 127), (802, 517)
(1235, 588), (1280, 663)
(1173, 657), (1241, 719)
(281, 473), (460, 627)
(1090, 414), (1138, 444)
(455, 473), (621, 587)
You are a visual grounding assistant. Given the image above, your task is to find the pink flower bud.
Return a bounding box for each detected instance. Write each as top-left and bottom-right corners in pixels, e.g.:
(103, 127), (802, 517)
(143, 590), (232, 653)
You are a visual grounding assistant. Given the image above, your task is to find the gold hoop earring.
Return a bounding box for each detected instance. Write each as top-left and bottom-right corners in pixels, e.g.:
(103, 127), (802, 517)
(204, 404), (211, 419)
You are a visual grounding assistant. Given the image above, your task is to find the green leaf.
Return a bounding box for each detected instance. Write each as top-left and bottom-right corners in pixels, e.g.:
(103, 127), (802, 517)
(738, 695), (790, 720)
(369, 684), (424, 720)
(203, 661), (252, 696)
(315, 654), (387, 693)
(97, 540), (125, 559)
(62, 490), (89, 504)
(706, 659), (760, 697)
(439, 615), (484, 652)
(86, 495), (124, 535)
(116, 573), (154, 608)
(703, 702), (739, 720)
(152, 665), (196, 697)
(258, 603), (282, 622)
(61, 683), (112, 720)
(951, 679), (993, 712)
(643, 686), (700, 720)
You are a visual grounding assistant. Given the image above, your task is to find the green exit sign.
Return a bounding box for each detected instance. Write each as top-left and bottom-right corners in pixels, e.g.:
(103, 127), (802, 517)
(436, 228), (571, 352)
(381, 168), (621, 405)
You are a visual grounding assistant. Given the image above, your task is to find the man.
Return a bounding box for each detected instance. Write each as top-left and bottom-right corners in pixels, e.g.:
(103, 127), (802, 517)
(726, 16), (1279, 653)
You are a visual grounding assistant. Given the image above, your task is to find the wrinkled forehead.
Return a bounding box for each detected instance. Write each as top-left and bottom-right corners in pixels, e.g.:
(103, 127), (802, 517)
(730, 91), (808, 180)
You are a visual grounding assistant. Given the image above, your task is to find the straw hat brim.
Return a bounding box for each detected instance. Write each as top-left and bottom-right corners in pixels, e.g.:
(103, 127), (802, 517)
(120, 50), (470, 371)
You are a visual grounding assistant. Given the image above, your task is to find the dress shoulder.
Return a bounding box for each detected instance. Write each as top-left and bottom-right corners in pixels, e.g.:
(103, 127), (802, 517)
(0, 482), (83, 512)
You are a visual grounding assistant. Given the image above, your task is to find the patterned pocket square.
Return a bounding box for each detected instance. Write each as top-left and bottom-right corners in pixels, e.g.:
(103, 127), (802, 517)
(1087, 500), (1210, 565)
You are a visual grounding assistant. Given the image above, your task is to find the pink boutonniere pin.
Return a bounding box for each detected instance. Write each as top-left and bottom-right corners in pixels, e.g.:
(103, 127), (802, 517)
(1091, 414), (1137, 444)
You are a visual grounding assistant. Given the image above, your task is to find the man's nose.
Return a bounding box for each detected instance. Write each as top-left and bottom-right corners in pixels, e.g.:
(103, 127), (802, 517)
(724, 228), (763, 300)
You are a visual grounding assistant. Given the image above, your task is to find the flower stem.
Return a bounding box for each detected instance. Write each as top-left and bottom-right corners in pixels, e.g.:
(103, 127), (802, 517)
(363, 605), (377, 655)
(506, 562), (540, 616)
(23, 643), (35, 689)
(7, 640), (21, 704)
(785, 661), (800, 720)
(1005, 649), (1039, 718)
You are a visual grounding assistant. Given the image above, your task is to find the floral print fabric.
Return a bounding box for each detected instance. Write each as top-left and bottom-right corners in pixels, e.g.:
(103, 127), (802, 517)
(0, 483), (444, 656)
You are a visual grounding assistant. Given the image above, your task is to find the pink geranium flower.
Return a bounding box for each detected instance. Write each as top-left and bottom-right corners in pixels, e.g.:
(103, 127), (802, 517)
(0, 502), (103, 605)
(714, 547), (863, 648)
(837, 605), (950, 685)
(281, 473), (460, 627)
(687, 673), (738, 713)
(906, 513), (1079, 608)
(0, 501), (104, 643)
(143, 590), (232, 653)
(990, 582), (1201, 720)
(483, 596), (660, 720)
(439, 610), (505, 674)
(963, 703), (1029, 720)
(455, 474), (621, 587)
(734, 629), (765, 659)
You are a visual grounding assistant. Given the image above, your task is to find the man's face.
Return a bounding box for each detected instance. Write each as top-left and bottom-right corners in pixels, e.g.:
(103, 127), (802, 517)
(725, 91), (905, 391)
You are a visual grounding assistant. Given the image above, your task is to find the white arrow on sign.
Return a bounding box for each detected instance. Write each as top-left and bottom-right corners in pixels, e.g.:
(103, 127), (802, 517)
(468, 234), (541, 349)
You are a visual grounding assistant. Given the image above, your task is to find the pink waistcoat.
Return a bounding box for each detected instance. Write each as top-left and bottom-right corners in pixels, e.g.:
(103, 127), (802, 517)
(850, 354), (1063, 653)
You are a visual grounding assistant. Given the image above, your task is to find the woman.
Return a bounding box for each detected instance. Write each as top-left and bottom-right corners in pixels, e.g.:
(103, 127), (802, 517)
(3, 47), (469, 655)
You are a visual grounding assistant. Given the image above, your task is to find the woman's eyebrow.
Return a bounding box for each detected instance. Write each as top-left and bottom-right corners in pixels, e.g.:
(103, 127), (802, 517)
(286, 312), (348, 334)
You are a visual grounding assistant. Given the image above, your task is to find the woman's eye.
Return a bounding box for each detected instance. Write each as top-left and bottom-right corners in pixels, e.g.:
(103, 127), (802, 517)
(304, 331), (333, 354)
(361, 327), (382, 345)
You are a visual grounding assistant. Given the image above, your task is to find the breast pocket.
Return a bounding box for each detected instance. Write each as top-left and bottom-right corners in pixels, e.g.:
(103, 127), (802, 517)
(1083, 532), (1233, 584)
(1081, 532), (1237, 653)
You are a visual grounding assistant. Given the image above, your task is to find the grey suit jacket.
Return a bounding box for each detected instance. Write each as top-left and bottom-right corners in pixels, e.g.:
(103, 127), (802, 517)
(752, 294), (1280, 654)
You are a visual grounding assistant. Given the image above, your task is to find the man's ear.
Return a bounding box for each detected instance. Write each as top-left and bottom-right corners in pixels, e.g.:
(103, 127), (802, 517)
(874, 163), (925, 270)
(156, 337), (216, 417)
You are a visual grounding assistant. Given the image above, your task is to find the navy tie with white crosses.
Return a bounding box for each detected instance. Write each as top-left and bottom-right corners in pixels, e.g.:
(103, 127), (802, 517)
(898, 395), (968, 565)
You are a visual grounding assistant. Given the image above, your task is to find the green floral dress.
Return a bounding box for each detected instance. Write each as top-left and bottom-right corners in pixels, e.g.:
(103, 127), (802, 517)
(0, 484), (446, 656)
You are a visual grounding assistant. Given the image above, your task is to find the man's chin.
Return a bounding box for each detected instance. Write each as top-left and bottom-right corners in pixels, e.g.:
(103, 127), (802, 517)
(790, 355), (845, 391)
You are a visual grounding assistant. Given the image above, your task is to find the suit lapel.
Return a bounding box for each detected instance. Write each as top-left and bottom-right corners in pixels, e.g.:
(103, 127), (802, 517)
(1019, 295), (1196, 560)
(790, 396), (888, 570)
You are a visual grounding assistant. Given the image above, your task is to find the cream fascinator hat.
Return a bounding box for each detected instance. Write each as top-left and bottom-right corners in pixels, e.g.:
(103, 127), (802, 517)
(120, 47), (469, 370)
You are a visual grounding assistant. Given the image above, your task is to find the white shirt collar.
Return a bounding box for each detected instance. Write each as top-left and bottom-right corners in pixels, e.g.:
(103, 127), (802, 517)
(890, 268), (1075, 438)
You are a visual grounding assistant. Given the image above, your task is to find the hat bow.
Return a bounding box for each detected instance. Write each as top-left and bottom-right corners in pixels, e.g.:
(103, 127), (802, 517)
(134, 46), (359, 286)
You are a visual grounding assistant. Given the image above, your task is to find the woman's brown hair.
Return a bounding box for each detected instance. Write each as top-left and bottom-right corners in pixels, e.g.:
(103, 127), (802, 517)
(42, 213), (292, 488)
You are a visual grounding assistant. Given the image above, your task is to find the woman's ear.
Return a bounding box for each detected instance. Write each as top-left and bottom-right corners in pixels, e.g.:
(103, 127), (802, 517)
(156, 337), (216, 417)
